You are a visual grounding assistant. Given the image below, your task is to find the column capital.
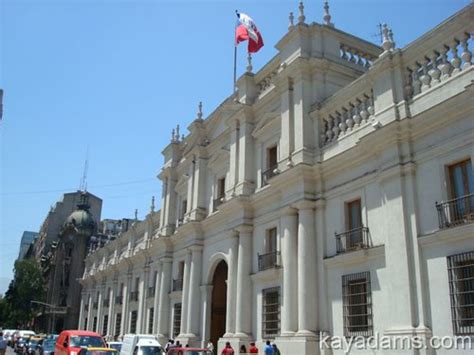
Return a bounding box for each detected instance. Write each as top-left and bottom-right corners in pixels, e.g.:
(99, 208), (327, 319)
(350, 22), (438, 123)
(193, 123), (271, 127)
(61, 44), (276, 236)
(280, 206), (298, 217)
(188, 244), (204, 253)
(315, 198), (326, 209)
(293, 200), (317, 211)
(159, 256), (173, 264)
(234, 224), (253, 234)
(200, 284), (213, 293)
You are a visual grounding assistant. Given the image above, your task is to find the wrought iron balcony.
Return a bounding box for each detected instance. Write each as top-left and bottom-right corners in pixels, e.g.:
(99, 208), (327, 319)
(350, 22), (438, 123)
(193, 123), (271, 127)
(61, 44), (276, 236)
(172, 278), (183, 292)
(436, 194), (474, 229)
(84, 304), (89, 311)
(335, 226), (370, 254)
(92, 302), (98, 309)
(147, 287), (155, 298)
(213, 196), (225, 212)
(115, 296), (123, 305)
(262, 165), (279, 186)
(102, 299), (110, 307)
(258, 251), (281, 272)
(130, 291), (139, 302)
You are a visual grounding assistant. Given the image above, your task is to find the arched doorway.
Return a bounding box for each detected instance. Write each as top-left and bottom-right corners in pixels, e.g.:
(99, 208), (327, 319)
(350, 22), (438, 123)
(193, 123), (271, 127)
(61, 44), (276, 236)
(210, 260), (228, 349)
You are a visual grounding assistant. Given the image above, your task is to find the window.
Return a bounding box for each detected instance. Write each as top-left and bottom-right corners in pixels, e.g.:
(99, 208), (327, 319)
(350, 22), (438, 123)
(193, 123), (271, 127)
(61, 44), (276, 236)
(449, 159), (473, 199)
(173, 303), (182, 337)
(115, 313), (122, 337)
(265, 228), (277, 253)
(262, 287), (280, 339)
(267, 146), (278, 170)
(130, 310), (138, 333)
(84, 317), (88, 331)
(102, 315), (108, 335)
(148, 308), (154, 334)
(346, 199), (363, 249)
(217, 177), (226, 198)
(447, 251), (474, 335)
(181, 200), (187, 220)
(342, 272), (373, 337)
(92, 317), (98, 332)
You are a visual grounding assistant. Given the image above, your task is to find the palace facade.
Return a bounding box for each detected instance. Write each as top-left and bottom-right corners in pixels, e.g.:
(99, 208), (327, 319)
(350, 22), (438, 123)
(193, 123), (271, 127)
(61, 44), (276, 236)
(80, 3), (473, 354)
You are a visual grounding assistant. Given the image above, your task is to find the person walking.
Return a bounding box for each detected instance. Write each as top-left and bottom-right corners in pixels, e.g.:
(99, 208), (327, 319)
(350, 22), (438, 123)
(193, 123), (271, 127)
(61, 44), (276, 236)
(239, 345), (247, 353)
(207, 341), (215, 354)
(248, 342), (258, 353)
(271, 344), (280, 355)
(263, 341), (273, 355)
(221, 341), (234, 355)
(0, 332), (7, 355)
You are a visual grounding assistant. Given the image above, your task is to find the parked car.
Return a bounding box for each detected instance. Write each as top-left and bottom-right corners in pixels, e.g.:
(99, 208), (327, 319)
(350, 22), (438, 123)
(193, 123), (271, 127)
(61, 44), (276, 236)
(120, 335), (161, 355)
(26, 337), (43, 355)
(40, 338), (56, 355)
(15, 336), (32, 353)
(78, 348), (118, 355)
(107, 343), (122, 352)
(166, 349), (212, 355)
(3, 329), (18, 346)
(55, 331), (106, 355)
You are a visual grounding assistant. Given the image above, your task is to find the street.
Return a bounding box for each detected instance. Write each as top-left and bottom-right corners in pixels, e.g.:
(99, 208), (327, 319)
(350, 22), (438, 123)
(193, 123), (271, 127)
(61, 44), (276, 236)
(6, 346), (15, 355)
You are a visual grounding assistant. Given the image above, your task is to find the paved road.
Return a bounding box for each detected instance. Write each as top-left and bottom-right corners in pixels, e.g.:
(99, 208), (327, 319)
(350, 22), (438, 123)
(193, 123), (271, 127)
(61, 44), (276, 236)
(6, 346), (15, 355)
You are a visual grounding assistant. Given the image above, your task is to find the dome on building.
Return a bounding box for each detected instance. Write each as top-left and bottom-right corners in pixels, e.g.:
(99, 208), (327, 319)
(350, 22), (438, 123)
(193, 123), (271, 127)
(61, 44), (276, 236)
(62, 192), (96, 236)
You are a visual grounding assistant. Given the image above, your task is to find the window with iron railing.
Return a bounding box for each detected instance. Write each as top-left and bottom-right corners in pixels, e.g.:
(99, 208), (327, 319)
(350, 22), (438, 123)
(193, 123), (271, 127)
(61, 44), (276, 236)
(130, 310), (137, 333)
(447, 251), (474, 335)
(115, 313), (121, 337)
(92, 302), (98, 310)
(258, 251), (281, 272)
(92, 316), (98, 332)
(84, 317), (88, 330)
(213, 177), (226, 212)
(173, 303), (182, 338)
(172, 278), (183, 292)
(148, 307), (154, 334)
(148, 286), (155, 298)
(342, 272), (373, 337)
(262, 146), (278, 186)
(115, 295), (123, 305)
(130, 291), (139, 302)
(102, 315), (108, 336)
(437, 159), (474, 228)
(103, 299), (110, 307)
(262, 287), (280, 339)
(335, 226), (371, 254)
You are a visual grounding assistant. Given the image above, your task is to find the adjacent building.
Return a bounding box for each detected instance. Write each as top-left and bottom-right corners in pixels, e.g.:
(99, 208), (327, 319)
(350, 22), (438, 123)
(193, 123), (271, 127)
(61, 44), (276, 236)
(80, 3), (473, 355)
(17, 231), (39, 261)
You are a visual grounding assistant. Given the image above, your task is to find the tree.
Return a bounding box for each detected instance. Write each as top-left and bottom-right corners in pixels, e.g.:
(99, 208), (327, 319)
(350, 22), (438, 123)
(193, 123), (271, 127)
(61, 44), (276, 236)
(3, 259), (45, 327)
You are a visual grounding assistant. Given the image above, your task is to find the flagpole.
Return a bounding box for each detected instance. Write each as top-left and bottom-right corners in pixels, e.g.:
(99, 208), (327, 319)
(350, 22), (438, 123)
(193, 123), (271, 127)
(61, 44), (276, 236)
(233, 45), (237, 93)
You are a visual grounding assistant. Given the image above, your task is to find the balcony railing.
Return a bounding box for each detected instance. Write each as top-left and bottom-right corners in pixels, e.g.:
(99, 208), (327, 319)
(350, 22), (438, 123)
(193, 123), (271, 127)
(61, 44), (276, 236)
(147, 287), (155, 298)
(115, 296), (123, 305)
(258, 251), (281, 272)
(262, 165), (279, 186)
(84, 304), (89, 311)
(172, 278), (183, 292)
(102, 299), (110, 307)
(130, 291), (139, 302)
(335, 226), (370, 254)
(92, 302), (98, 309)
(213, 196), (225, 212)
(436, 194), (474, 229)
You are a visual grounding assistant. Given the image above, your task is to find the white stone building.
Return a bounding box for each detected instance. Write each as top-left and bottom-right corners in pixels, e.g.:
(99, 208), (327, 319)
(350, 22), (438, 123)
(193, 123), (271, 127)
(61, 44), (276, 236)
(80, 3), (473, 354)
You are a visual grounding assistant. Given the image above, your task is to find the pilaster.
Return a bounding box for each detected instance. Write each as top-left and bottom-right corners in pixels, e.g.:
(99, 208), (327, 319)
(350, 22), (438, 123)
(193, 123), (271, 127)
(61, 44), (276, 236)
(157, 258), (172, 344)
(236, 117), (255, 196)
(227, 119), (239, 197)
(180, 251), (192, 336)
(186, 246), (203, 338)
(224, 233), (238, 336)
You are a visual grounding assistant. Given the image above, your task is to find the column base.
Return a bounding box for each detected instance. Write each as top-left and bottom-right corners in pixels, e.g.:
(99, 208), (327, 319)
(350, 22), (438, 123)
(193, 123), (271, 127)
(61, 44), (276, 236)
(291, 147), (313, 166)
(176, 334), (199, 347)
(156, 334), (169, 347)
(384, 326), (434, 355)
(218, 335), (252, 354)
(275, 334), (320, 355)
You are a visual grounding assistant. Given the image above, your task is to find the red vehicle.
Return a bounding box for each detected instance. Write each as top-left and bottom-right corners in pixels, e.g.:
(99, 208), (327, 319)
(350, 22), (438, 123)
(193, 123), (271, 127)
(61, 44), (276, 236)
(55, 331), (106, 355)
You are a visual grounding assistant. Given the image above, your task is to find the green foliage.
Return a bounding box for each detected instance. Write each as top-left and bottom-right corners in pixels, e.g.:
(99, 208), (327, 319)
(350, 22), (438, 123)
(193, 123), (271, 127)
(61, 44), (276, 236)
(0, 259), (45, 328)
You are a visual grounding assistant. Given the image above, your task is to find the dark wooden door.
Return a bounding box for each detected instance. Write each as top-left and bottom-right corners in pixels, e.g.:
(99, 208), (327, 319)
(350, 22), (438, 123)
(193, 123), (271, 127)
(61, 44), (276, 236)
(210, 260), (228, 350)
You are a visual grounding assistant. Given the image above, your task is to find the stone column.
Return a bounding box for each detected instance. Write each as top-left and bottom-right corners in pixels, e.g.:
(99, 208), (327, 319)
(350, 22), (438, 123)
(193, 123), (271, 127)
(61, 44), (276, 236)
(137, 266), (149, 333)
(159, 177), (168, 228)
(315, 200), (328, 333)
(108, 279), (117, 337)
(187, 246), (203, 336)
(236, 118), (254, 195)
(78, 292), (86, 329)
(152, 263), (162, 334)
(227, 119), (239, 196)
(186, 163), (195, 216)
(96, 285), (104, 333)
(86, 293), (93, 331)
(296, 201), (318, 336)
(121, 272), (132, 335)
(180, 251), (192, 335)
(225, 234), (238, 336)
(235, 226), (253, 337)
(157, 258), (172, 341)
(279, 77), (294, 168)
(280, 207), (298, 335)
(200, 285), (213, 348)
(292, 71), (313, 165)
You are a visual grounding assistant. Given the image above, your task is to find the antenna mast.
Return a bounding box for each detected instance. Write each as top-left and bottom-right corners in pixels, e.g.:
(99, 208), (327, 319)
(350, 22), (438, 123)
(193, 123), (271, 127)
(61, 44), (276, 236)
(79, 147), (89, 192)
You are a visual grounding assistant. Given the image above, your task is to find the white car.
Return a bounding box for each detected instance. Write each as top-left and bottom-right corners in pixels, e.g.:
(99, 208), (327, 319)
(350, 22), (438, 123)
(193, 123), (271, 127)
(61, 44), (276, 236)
(120, 335), (161, 355)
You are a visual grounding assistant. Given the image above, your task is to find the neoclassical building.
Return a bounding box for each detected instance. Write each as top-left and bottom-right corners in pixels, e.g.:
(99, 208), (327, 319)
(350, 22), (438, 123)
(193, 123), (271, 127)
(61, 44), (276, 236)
(80, 3), (473, 354)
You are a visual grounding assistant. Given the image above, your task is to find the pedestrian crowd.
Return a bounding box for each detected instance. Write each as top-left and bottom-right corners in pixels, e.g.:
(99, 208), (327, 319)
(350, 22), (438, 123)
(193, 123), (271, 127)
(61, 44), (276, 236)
(221, 340), (281, 355)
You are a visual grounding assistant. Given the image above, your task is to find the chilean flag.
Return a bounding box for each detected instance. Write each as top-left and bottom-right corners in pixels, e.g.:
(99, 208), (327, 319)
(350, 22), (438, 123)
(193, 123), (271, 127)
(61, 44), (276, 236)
(235, 11), (264, 53)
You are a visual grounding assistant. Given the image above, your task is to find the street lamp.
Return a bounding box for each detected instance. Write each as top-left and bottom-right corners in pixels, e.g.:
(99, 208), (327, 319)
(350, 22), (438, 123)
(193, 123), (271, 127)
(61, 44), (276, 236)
(30, 300), (60, 334)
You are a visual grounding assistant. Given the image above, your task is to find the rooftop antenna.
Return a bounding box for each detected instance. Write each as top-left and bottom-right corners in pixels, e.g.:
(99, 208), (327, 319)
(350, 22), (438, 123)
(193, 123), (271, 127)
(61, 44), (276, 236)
(79, 146), (89, 192)
(371, 23), (384, 44)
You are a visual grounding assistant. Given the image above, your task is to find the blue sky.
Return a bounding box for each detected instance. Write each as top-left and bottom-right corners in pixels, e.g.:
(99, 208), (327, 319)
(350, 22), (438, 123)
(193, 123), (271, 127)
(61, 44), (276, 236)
(0, 0), (470, 294)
